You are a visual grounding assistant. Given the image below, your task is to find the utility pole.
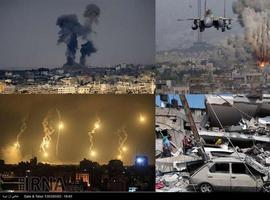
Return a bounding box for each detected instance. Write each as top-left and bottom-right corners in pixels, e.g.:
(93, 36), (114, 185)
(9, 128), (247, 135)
(197, 0), (202, 42)
(179, 94), (208, 161)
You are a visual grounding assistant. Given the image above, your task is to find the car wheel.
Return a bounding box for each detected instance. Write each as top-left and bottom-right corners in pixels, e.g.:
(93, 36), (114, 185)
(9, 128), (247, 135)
(262, 183), (270, 193)
(199, 183), (213, 193)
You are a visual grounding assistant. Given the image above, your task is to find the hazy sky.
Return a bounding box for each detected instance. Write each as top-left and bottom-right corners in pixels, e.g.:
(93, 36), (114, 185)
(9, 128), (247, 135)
(156, 0), (243, 51)
(0, 0), (155, 68)
(0, 95), (154, 165)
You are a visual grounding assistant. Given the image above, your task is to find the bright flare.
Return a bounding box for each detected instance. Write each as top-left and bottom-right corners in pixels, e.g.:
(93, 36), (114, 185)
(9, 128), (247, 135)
(90, 150), (96, 157)
(139, 114), (146, 123)
(44, 152), (48, 157)
(122, 146), (127, 152)
(94, 121), (100, 130)
(58, 121), (64, 130)
(14, 142), (20, 149)
(116, 127), (128, 161)
(40, 114), (55, 158)
(88, 119), (101, 158)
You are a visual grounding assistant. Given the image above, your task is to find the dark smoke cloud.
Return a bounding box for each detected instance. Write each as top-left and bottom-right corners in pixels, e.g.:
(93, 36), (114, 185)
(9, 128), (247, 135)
(83, 4), (101, 32)
(56, 4), (100, 66)
(56, 14), (86, 65)
(79, 4), (100, 66)
(80, 41), (97, 66)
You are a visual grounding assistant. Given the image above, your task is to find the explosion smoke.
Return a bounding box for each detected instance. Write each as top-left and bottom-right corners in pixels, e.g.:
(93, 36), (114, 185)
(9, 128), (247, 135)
(56, 4), (100, 66)
(116, 127), (128, 160)
(233, 0), (270, 67)
(40, 113), (55, 157)
(83, 4), (100, 32)
(88, 119), (101, 157)
(56, 15), (86, 65)
(80, 41), (97, 66)
(242, 8), (270, 66)
(79, 4), (100, 65)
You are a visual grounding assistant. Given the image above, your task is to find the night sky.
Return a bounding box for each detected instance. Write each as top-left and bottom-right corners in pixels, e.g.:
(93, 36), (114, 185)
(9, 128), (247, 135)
(0, 95), (155, 165)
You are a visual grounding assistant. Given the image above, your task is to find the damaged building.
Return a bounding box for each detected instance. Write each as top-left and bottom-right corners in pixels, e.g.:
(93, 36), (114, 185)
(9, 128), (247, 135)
(155, 94), (270, 192)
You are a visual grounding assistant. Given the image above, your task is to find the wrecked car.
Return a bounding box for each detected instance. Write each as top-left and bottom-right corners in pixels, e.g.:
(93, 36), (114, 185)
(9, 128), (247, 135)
(189, 157), (270, 192)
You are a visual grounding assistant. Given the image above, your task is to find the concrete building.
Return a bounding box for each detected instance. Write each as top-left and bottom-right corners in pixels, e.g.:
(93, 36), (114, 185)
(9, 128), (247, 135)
(77, 87), (90, 94)
(76, 173), (90, 187)
(57, 86), (76, 94)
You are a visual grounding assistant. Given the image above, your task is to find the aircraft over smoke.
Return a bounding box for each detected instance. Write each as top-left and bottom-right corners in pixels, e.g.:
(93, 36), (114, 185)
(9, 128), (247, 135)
(177, 0), (236, 32)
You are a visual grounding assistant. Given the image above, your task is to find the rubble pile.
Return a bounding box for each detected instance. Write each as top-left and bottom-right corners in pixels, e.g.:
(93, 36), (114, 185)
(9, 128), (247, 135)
(244, 146), (270, 166)
(156, 172), (191, 192)
(156, 94), (270, 192)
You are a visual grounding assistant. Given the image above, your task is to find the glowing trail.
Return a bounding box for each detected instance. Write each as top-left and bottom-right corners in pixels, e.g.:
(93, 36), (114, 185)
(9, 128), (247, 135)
(116, 127), (128, 160)
(88, 119), (101, 157)
(40, 113), (55, 158)
(14, 117), (27, 149)
(56, 109), (63, 157)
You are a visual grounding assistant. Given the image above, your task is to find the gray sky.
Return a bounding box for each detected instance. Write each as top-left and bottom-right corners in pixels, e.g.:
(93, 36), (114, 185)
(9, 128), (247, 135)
(0, 0), (155, 68)
(156, 0), (243, 51)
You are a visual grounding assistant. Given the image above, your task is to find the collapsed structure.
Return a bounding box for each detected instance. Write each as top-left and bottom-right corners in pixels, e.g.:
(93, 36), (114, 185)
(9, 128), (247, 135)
(156, 94), (270, 192)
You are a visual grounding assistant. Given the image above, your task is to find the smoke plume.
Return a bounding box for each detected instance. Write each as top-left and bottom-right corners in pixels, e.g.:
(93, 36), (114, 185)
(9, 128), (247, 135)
(56, 15), (86, 65)
(83, 4), (100, 33)
(56, 4), (100, 66)
(233, 0), (270, 66)
(80, 41), (97, 66)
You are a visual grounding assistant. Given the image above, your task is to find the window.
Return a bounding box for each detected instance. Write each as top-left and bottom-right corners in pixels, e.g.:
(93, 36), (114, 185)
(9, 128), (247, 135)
(232, 163), (246, 174)
(209, 163), (229, 173)
(211, 151), (233, 157)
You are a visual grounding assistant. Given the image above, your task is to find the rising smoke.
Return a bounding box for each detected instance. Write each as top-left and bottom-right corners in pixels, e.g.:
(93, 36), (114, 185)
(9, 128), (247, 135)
(232, 0), (270, 65)
(80, 41), (97, 66)
(56, 4), (100, 66)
